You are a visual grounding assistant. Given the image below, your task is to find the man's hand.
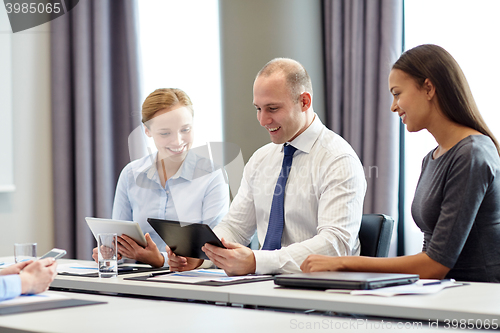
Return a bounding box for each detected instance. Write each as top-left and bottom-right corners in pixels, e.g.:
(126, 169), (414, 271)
(117, 233), (164, 268)
(0, 261), (31, 276)
(165, 245), (203, 272)
(202, 238), (256, 276)
(300, 254), (343, 273)
(19, 258), (58, 294)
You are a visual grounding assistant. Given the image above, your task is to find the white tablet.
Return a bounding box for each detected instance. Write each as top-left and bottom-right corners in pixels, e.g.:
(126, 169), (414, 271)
(85, 217), (147, 247)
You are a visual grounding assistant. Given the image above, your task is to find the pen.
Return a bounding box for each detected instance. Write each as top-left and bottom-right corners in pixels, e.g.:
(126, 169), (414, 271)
(422, 279), (454, 286)
(149, 271), (174, 277)
(118, 267), (138, 272)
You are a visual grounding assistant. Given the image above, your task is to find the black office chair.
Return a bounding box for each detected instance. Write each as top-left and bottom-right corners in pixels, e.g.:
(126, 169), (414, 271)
(359, 214), (394, 257)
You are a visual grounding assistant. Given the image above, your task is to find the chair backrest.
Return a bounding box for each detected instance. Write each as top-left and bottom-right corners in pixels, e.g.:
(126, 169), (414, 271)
(359, 214), (394, 257)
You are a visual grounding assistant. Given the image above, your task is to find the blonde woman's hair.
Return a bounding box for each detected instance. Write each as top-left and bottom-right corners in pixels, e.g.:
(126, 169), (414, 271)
(142, 88), (193, 125)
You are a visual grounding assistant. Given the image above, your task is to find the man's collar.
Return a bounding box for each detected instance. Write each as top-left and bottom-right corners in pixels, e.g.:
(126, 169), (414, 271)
(285, 113), (322, 154)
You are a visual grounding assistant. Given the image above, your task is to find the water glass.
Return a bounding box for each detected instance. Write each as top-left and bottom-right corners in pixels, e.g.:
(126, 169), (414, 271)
(97, 233), (118, 278)
(14, 243), (37, 263)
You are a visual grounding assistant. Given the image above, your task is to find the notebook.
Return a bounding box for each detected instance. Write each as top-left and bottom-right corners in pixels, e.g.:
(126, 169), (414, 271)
(274, 271), (419, 290)
(147, 218), (225, 260)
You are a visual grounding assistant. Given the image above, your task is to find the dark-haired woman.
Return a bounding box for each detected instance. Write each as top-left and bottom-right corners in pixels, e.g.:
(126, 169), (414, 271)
(301, 44), (500, 282)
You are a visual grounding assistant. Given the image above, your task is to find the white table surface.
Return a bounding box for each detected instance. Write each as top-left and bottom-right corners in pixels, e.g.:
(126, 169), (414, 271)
(0, 291), (482, 333)
(50, 259), (250, 303)
(3, 258), (499, 325)
(228, 280), (500, 322)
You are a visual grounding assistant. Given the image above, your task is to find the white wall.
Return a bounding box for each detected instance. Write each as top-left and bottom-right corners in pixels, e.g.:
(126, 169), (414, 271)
(0, 7), (53, 256)
(0, 11), (14, 193)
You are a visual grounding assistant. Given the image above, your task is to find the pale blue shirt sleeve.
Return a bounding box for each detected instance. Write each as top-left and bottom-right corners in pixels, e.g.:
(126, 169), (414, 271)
(0, 275), (22, 301)
(111, 166), (133, 222)
(111, 165), (171, 266)
(200, 169), (230, 229)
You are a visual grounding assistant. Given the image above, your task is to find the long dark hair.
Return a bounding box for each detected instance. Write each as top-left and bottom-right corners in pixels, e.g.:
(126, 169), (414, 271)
(393, 44), (500, 155)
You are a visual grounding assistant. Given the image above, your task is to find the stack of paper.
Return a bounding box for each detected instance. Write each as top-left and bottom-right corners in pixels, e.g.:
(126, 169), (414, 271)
(326, 279), (465, 297)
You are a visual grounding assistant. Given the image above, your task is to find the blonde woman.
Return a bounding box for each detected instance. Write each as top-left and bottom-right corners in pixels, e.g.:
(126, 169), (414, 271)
(93, 88), (229, 267)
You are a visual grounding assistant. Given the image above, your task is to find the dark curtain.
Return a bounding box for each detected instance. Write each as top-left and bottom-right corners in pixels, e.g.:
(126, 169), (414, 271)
(51, 0), (141, 259)
(323, 0), (403, 220)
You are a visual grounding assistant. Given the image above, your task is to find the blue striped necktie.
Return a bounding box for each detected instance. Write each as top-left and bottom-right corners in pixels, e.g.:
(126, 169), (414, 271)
(262, 144), (297, 250)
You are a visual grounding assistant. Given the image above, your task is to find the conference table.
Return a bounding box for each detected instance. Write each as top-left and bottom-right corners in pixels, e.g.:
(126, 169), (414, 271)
(1, 258), (499, 332)
(50, 260), (500, 321)
(0, 290), (471, 333)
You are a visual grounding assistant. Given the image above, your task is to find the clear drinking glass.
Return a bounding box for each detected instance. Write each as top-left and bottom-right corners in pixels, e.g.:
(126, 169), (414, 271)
(14, 243), (37, 263)
(97, 233), (118, 278)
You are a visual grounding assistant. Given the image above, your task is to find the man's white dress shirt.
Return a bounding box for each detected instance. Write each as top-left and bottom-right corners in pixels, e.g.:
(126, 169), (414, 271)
(214, 115), (366, 274)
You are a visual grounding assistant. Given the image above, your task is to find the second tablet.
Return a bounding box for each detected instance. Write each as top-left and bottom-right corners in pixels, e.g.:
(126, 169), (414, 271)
(147, 218), (225, 260)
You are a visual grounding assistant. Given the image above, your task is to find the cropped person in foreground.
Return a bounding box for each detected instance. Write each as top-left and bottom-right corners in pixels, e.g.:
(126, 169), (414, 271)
(0, 258), (58, 301)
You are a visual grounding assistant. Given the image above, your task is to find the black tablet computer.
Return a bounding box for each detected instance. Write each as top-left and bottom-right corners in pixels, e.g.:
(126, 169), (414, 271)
(147, 218), (225, 260)
(274, 271), (419, 290)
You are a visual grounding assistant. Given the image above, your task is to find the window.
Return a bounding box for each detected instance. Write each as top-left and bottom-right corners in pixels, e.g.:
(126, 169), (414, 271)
(137, 0), (222, 151)
(403, 0), (500, 254)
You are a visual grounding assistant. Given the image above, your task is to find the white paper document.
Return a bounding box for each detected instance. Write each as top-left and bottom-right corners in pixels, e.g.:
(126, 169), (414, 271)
(57, 262), (98, 275)
(150, 269), (268, 284)
(328, 279), (465, 297)
(0, 291), (69, 307)
(0, 261), (15, 268)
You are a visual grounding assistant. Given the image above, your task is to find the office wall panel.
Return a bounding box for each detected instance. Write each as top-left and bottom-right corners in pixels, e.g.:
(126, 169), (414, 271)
(0, 6), (14, 192)
(0, 5), (53, 256)
(219, 0), (325, 162)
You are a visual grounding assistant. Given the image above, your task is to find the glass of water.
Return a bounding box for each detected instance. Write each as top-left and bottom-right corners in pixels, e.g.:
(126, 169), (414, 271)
(97, 233), (118, 278)
(14, 243), (37, 263)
